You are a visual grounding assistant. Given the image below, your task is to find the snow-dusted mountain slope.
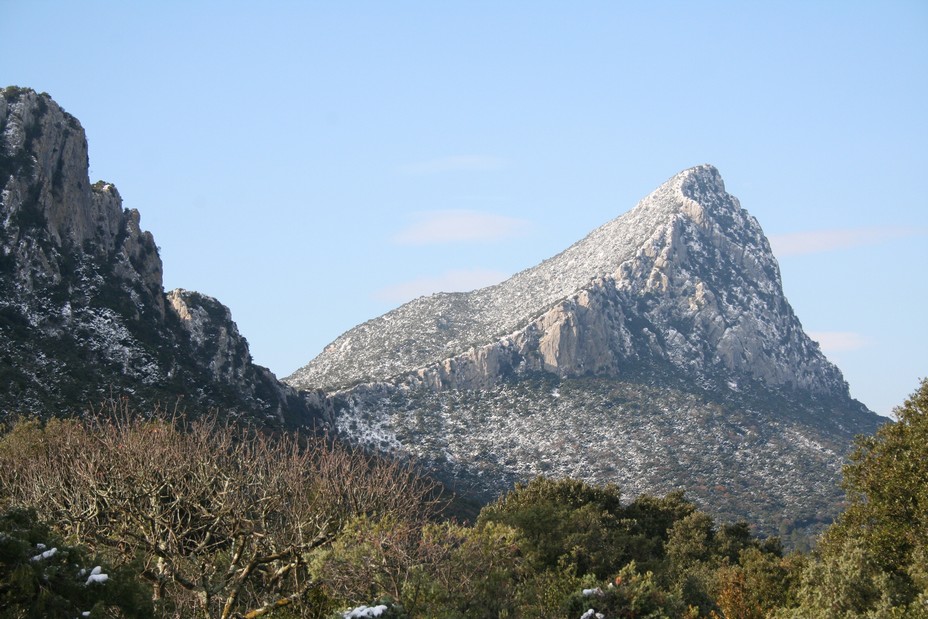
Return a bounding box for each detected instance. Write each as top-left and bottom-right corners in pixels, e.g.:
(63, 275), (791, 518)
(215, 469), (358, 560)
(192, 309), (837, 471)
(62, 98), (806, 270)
(286, 163), (884, 538)
(288, 164), (847, 400)
(0, 87), (317, 426)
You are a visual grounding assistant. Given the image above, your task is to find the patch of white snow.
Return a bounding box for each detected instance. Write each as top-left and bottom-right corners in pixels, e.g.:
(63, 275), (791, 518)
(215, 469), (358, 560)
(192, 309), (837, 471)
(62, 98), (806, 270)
(30, 547), (57, 561)
(343, 605), (388, 618)
(85, 565), (109, 585)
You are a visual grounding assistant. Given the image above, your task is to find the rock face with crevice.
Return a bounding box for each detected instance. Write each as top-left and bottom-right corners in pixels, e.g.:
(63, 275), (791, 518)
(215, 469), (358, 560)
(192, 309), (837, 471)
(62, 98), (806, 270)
(286, 164), (884, 538)
(0, 87), (319, 427)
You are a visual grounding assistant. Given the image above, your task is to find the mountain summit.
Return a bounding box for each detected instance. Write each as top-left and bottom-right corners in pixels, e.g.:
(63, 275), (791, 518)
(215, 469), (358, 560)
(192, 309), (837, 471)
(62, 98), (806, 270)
(286, 165), (882, 538)
(1, 86), (882, 537)
(288, 164), (846, 400)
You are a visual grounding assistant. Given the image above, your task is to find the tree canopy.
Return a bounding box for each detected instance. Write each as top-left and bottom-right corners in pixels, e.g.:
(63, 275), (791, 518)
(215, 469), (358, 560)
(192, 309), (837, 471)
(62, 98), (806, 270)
(1, 381), (926, 617)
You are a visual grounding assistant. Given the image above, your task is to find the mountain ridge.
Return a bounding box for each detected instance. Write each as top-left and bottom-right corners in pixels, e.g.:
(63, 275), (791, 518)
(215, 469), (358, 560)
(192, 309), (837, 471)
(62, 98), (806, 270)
(287, 164), (849, 400)
(284, 161), (881, 538)
(0, 87), (319, 427)
(0, 86), (884, 538)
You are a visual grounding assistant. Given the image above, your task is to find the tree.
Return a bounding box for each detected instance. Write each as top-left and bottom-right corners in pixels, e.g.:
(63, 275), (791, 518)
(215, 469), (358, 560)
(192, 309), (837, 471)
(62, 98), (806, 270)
(712, 548), (801, 619)
(829, 378), (928, 575)
(776, 378), (928, 617)
(563, 562), (692, 619)
(476, 477), (632, 578)
(662, 511), (718, 614)
(316, 517), (522, 618)
(0, 405), (438, 618)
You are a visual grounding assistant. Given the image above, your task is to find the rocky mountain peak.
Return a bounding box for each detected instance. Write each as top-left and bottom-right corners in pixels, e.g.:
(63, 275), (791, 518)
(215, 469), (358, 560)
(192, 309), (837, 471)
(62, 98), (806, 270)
(1, 87), (165, 318)
(284, 163), (881, 537)
(287, 164), (844, 400)
(632, 163), (728, 224)
(0, 87), (319, 427)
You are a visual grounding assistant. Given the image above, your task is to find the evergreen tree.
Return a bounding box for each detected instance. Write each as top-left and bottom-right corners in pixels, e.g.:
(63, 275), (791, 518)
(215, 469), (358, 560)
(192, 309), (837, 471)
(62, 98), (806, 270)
(779, 378), (928, 617)
(0, 507), (152, 618)
(831, 378), (928, 573)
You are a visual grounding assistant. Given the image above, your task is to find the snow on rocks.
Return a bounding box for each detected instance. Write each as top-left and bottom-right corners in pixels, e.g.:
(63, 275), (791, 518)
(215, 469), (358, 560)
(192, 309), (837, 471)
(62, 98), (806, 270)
(288, 164), (847, 400)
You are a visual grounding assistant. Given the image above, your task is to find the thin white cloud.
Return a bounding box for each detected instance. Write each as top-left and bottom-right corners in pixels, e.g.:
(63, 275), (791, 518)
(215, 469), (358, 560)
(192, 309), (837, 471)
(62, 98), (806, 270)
(373, 269), (510, 304)
(398, 155), (508, 175)
(769, 227), (921, 257)
(393, 209), (530, 245)
(808, 331), (871, 353)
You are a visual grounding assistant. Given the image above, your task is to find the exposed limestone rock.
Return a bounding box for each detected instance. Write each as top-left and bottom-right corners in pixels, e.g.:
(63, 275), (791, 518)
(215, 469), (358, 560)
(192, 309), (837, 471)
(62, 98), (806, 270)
(288, 164), (847, 399)
(1, 88), (164, 318)
(0, 87), (321, 428)
(168, 289), (250, 385)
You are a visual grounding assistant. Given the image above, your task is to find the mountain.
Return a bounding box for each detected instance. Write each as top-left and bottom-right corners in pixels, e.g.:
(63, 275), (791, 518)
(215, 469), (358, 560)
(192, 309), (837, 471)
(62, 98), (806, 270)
(286, 164), (885, 537)
(0, 86), (885, 537)
(0, 87), (318, 427)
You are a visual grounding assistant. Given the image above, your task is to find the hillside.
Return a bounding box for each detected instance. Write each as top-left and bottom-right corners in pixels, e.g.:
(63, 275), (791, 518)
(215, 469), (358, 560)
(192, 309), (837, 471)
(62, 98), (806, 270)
(0, 87), (319, 427)
(286, 164), (885, 536)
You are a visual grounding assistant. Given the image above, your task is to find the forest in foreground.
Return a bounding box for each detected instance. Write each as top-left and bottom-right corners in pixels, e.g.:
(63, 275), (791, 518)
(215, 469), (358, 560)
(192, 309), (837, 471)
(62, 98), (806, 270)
(0, 379), (925, 619)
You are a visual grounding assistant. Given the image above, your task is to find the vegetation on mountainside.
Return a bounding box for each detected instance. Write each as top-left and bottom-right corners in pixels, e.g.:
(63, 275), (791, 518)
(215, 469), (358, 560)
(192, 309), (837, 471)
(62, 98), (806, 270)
(339, 370), (877, 544)
(774, 377), (928, 618)
(0, 379), (925, 618)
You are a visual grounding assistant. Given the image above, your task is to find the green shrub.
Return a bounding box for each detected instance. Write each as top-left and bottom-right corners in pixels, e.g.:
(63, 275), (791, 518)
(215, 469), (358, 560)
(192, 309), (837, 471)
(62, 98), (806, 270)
(0, 506), (152, 618)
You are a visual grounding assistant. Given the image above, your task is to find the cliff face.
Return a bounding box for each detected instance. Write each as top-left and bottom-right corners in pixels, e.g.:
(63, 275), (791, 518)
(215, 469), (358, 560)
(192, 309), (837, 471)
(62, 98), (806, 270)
(0, 89), (163, 318)
(286, 165), (883, 537)
(0, 87), (319, 427)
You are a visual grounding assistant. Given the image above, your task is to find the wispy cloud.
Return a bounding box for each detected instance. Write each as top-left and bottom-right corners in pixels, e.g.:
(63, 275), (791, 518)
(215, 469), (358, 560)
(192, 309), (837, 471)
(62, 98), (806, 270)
(393, 209), (530, 245)
(808, 331), (871, 353)
(373, 269), (509, 304)
(398, 155), (508, 175)
(769, 227), (921, 257)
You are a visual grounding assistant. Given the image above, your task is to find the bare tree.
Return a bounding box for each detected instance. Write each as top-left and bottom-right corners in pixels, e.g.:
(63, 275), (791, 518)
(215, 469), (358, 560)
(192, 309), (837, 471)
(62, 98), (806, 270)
(0, 402), (438, 618)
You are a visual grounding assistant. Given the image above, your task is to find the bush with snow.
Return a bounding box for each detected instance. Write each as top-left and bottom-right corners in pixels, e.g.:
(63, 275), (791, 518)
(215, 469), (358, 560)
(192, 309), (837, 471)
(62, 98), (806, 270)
(343, 604), (389, 618)
(0, 507), (151, 618)
(84, 565), (109, 586)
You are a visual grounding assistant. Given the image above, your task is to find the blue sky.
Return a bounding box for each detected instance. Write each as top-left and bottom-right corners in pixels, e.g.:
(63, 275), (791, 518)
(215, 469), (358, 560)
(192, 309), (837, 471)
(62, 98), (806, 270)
(1, 1), (925, 416)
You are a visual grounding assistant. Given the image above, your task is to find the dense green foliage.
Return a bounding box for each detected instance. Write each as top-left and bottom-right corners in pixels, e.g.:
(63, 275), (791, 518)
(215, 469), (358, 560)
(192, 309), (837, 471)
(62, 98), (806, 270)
(773, 378), (928, 618)
(0, 379), (925, 617)
(0, 507), (152, 618)
(834, 378), (928, 573)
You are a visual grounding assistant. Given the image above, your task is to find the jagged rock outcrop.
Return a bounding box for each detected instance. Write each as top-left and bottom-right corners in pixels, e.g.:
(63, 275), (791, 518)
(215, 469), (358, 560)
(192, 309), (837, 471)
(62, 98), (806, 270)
(0, 87), (321, 427)
(164, 288), (317, 424)
(168, 289), (253, 386)
(286, 164), (884, 538)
